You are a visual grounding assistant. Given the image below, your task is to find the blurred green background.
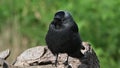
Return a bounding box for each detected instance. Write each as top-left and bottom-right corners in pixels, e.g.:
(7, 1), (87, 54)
(0, 0), (120, 68)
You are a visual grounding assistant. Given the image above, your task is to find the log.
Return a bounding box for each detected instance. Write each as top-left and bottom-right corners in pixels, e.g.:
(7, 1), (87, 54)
(12, 42), (100, 68)
(0, 42), (100, 68)
(0, 49), (10, 68)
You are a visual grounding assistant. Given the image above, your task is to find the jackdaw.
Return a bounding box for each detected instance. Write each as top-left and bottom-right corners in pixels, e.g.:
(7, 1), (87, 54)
(45, 10), (84, 66)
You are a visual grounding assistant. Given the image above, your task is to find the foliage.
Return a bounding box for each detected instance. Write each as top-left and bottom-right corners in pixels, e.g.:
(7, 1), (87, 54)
(0, 0), (120, 68)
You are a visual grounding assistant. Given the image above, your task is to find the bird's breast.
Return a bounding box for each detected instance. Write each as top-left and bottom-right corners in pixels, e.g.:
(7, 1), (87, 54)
(47, 26), (72, 45)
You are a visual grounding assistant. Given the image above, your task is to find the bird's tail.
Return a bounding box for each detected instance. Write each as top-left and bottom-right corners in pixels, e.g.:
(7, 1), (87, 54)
(69, 49), (84, 59)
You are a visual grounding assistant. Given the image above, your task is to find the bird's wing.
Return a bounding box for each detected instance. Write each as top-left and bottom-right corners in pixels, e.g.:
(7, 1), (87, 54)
(71, 22), (78, 33)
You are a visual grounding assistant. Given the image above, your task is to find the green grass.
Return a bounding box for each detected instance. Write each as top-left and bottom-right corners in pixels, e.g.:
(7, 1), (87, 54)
(0, 0), (120, 68)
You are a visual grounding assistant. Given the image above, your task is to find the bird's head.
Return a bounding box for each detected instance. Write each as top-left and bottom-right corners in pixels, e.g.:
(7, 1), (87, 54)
(53, 10), (73, 25)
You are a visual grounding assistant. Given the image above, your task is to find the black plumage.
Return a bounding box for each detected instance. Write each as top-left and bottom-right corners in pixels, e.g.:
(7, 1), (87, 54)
(45, 11), (84, 66)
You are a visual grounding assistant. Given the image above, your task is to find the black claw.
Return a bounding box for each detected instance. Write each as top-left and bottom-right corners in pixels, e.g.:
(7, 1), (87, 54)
(55, 60), (58, 67)
(55, 62), (57, 67)
(63, 61), (68, 66)
(63, 56), (69, 66)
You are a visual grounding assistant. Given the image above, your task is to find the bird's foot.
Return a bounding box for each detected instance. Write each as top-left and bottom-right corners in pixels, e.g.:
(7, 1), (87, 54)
(53, 54), (59, 67)
(52, 60), (59, 67)
(55, 62), (57, 67)
(67, 65), (72, 68)
(63, 60), (69, 66)
(52, 62), (58, 67)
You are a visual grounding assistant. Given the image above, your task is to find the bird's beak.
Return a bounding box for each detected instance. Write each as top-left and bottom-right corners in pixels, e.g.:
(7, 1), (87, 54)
(53, 18), (62, 26)
(54, 15), (61, 20)
(54, 15), (62, 23)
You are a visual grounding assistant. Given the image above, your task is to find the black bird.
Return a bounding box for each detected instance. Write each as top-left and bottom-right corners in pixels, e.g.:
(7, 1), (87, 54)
(45, 10), (84, 66)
